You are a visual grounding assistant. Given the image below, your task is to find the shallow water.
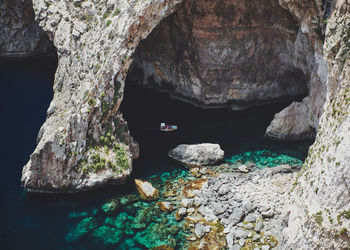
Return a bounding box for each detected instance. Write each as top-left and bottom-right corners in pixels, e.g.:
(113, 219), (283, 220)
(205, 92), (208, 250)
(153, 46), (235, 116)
(0, 58), (312, 249)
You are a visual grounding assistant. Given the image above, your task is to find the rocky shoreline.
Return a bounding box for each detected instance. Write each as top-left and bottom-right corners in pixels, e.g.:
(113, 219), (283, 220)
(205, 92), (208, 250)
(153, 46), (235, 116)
(66, 159), (302, 249)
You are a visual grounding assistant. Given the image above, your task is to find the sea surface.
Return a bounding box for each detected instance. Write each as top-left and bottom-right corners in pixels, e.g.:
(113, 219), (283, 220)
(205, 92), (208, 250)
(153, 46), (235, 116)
(0, 57), (312, 249)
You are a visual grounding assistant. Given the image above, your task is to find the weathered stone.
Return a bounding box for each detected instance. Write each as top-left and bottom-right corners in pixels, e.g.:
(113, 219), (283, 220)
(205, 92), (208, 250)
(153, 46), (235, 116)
(226, 233), (234, 248)
(261, 209), (275, 219)
(261, 245), (270, 250)
(266, 98), (316, 141)
(254, 222), (264, 232)
(135, 179), (159, 201)
(227, 208), (245, 225)
(156, 201), (173, 213)
(130, 0), (310, 111)
(243, 223), (254, 230)
(239, 238), (245, 247)
(238, 165), (249, 173)
(21, 0), (181, 193)
(181, 198), (194, 208)
(244, 213), (257, 223)
(231, 228), (249, 239)
(264, 165), (293, 176)
(175, 208), (187, 221)
(195, 223), (207, 238)
(168, 143), (224, 167)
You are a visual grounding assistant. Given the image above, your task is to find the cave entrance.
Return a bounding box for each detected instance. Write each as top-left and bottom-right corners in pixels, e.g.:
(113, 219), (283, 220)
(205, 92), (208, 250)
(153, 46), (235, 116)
(120, 79), (311, 178)
(121, 0), (313, 177)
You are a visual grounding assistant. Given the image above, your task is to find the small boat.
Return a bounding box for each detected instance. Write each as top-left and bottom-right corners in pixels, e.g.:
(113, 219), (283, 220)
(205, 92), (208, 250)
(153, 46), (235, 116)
(160, 123), (178, 132)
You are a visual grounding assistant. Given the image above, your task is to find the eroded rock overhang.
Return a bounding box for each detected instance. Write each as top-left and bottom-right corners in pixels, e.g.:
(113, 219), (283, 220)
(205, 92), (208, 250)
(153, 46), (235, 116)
(129, 0), (309, 110)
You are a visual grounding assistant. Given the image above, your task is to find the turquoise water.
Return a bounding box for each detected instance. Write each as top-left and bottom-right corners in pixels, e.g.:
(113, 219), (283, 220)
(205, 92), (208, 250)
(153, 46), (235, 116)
(0, 57), (312, 249)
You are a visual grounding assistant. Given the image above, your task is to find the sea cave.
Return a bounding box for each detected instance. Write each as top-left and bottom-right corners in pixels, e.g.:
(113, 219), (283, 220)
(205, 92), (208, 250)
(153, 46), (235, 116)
(2, 0), (350, 249)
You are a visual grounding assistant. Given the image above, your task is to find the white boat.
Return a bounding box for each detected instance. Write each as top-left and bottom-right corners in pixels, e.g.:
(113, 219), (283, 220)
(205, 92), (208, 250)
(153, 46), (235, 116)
(160, 123), (178, 132)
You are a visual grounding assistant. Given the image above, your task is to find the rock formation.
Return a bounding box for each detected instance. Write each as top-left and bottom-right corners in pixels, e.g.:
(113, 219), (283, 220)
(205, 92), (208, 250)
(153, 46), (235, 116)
(1, 0), (350, 248)
(20, 0), (181, 193)
(0, 0), (54, 57)
(9, 0), (325, 193)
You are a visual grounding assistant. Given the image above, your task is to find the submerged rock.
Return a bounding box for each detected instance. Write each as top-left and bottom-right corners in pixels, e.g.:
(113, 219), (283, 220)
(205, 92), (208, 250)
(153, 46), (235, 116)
(91, 225), (123, 246)
(131, 207), (157, 229)
(134, 222), (176, 248)
(101, 199), (120, 214)
(135, 179), (159, 201)
(104, 212), (129, 229)
(168, 144), (224, 167)
(65, 217), (97, 243)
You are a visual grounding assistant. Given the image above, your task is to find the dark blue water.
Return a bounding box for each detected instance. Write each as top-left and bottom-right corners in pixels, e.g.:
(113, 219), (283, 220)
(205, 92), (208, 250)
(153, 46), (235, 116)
(0, 57), (312, 250)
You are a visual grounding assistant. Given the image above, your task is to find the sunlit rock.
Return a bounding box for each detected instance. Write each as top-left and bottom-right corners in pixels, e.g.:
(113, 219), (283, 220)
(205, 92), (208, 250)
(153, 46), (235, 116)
(135, 179), (159, 201)
(157, 201), (173, 213)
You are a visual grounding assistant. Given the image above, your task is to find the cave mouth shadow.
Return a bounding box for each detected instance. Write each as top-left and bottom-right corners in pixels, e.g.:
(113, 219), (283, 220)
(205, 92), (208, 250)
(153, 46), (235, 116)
(119, 0), (313, 177)
(120, 78), (309, 178)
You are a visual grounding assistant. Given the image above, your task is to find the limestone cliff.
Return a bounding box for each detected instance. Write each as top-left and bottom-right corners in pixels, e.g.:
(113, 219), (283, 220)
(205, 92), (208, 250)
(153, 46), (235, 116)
(21, 0), (181, 193)
(283, 1), (350, 248)
(265, 0), (330, 141)
(0, 0), (54, 57)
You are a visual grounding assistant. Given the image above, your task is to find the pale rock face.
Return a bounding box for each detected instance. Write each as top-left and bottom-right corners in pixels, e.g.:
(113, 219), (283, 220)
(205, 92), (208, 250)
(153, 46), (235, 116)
(0, 0), (54, 57)
(282, 1), (350, 249)
(266, 97), (315, 140)
(266, 0), (329, 140)
(168, 143), (225, 167)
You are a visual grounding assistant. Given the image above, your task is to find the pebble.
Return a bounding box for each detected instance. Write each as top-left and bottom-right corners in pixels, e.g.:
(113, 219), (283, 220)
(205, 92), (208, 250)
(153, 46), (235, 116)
(239, 238), (245, 246)
(245, 213), (257, 223)
(195, 223), (207, 238)
(181, 198), (194, 208)
(253, 234), (261, 241)
(230, 244), (241, 250)
(243, 223), (254, 229)
(262, 209), (275, 218)
(238, 165), (249, 173)
(187, 207), (195, 214)
(226, 233), (234, 247)
(254, 222), (264, 232)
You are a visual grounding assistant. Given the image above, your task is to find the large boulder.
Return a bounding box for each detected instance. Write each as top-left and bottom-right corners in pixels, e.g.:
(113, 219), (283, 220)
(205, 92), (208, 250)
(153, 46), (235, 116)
(135, 179), (159, 201)
(168, 143), (224, 167)
(265, 98), (316, 141)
